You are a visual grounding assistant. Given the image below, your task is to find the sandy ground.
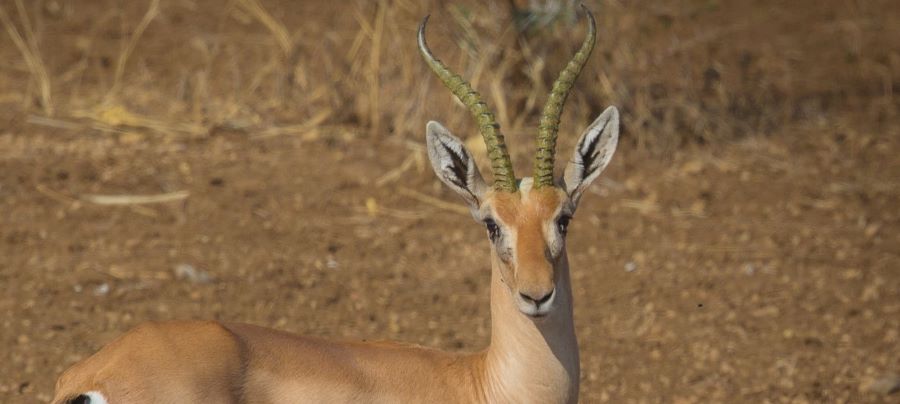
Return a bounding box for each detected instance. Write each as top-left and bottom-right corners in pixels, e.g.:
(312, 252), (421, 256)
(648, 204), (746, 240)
(2, 117), (898, 402)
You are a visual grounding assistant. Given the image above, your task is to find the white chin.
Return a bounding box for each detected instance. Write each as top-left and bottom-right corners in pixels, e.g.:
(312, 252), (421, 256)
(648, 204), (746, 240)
(518, 304), (551, 318)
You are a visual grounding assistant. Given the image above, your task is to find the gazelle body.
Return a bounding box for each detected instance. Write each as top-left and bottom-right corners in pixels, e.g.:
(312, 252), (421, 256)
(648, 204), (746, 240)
(53, 7), (619, 404)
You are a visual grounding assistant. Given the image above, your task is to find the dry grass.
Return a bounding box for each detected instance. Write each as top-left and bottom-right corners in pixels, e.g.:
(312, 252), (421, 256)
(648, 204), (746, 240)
(0, 0), (897, 157)
(80, 191), (190, 205)
(0, 0), (53, 115)
(106, 0), (160, 102)
(236, 0), (293, 57)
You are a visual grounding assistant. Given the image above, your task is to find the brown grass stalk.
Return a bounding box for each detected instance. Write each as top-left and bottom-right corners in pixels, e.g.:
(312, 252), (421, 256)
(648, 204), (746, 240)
(0, 1), (52, 115)
(367, 0), (387, 137)
(398, 187), (470, 216)
(236, 0), (293, 57)
(81, 191), (190, 206)
(107, 0), (160, 102)
(251, 109), (332, 139)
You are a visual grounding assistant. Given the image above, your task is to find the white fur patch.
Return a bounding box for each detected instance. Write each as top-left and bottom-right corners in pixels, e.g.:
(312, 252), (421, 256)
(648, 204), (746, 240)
(84, 391), (108, 404)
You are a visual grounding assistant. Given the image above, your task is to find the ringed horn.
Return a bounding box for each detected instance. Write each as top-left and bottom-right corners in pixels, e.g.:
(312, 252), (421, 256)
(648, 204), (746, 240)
(417, 15), (518, 192)
(418, 5), (598, 191)
(534, 4), (597, 188)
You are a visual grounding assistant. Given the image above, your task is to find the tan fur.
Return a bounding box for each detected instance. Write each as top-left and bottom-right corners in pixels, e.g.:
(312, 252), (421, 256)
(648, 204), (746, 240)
(493, 187), (563, 301)
(54, 321), (245, 403)
(53, 187), (581, 404)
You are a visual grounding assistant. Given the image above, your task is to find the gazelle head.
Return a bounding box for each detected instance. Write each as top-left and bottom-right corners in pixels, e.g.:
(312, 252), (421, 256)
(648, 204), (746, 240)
(419, 6), (619, 318)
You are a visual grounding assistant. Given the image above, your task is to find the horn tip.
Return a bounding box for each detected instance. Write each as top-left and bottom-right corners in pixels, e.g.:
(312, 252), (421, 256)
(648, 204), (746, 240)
(419, 14), (431, 36)
(418, 15), (433, 55)
(580, 4), (596, 26)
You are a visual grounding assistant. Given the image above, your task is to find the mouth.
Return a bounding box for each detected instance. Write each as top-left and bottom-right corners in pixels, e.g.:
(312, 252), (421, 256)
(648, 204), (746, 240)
(517, 304), (552, 318)
(515, 288), (556, 318)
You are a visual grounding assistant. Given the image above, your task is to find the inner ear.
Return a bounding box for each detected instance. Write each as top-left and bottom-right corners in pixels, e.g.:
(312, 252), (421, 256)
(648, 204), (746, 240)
(563, 106), (619, 205)
(443, 142), (472, 192)
(425, 121), (487, 212)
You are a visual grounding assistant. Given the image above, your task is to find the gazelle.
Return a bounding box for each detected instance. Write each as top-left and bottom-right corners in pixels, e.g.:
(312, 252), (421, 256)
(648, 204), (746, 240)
(53, 6), (619, 404)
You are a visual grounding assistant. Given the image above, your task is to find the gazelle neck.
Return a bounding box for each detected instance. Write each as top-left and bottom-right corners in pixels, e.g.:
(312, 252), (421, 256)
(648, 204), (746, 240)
(481, 252), (580, 404)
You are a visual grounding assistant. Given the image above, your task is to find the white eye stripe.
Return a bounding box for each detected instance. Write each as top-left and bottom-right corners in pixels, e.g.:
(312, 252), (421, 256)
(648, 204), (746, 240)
(497, 232), (515, 263)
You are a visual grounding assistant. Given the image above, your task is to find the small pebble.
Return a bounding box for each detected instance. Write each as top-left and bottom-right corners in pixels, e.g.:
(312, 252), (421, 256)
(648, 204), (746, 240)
(93, 283), (109, 296)
(174, 263), (213, 284)
(624, 261), (637, 272)
(861, 374), (900, 395)
(326, 257), (339, 269)
(743, 263), (755, 275)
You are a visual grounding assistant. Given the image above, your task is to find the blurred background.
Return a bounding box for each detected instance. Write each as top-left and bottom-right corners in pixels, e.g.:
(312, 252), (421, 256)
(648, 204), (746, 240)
(1, 0), (897, 402)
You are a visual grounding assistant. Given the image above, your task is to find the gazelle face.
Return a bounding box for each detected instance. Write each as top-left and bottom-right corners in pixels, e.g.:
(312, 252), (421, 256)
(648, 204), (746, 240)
(425, 107), (620, 318)
(478, 182), (572, 317)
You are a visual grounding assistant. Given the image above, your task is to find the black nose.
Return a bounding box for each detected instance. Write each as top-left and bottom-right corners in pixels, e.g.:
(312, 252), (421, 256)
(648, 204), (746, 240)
(520, 290), (554, 306)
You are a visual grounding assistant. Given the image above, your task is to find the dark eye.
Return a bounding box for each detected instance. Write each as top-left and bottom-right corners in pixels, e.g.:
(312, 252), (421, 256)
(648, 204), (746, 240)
(484, 219), (501, 242)
(557, 215), (572, 235)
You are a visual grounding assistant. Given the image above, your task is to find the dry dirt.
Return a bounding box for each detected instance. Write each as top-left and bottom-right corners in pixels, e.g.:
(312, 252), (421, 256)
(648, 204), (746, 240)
(1, 0), (898, 403)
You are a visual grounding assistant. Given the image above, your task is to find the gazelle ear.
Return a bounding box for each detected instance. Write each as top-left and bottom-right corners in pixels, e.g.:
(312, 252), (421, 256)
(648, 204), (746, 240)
(563, 106), (619, 206)
(425, 121), (488, 213)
